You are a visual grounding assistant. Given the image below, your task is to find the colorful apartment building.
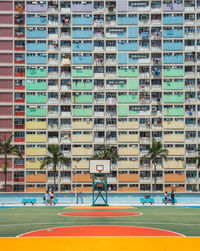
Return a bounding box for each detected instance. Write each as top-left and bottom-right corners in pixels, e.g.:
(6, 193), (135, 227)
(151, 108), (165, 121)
(0, 0), (199, 193)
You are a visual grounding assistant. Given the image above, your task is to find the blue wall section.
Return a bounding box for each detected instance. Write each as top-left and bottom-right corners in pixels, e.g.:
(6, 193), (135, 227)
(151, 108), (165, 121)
(163, 16), (183, 25)
(1, 193), (200, 205)
(128, 27), (138, 38)
(72, 42), (92, 51)
(118, 41), (138, 51)
(118, 53), (127, 64)
(27, 43), (47, 51)
(163, 29), (183, 38)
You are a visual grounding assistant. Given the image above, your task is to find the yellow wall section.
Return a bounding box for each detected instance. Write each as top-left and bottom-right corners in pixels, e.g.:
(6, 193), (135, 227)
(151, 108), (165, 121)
(118, 121), (139, 129)
(26, 148), (46, 156)
(26, 134), (46, 143)
(2, 237), (199, 251)
(163, 160), (185, 169)
(72, 161), (89, 169)
(26, 121), (46, 130)
(118, 147), (139, 156)
(118, 161), (139, 169)
(163, 121), (184, 129)
(72, 135), (93, 143)
(72, 147), (93, 156)
(72, 121), (93, 129)
(118, 135), (139, 143)
(165, 147), (184, 156)
(164, 134), (184, 143)
(26, 160), (44, 169)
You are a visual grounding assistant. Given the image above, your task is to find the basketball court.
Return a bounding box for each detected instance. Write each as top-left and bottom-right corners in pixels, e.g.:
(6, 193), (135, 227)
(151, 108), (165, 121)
(1, 160), (200, 250)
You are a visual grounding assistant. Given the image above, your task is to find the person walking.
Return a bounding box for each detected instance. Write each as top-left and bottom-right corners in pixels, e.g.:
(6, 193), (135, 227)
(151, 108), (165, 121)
(171, 191), (175, 205)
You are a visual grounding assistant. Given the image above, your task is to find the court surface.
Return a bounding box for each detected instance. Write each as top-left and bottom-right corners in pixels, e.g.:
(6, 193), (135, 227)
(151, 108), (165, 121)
(1, 206), (200, 251)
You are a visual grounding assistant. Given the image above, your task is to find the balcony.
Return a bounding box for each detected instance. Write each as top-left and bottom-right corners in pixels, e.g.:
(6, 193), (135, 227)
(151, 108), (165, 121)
(163, 69), (184, 77)
(27, 17), (47, 25)
(164, 107), (184, 116)
(72, 69), (93, 78)
(27, 29), (46, 39)
(118, 68), (138, 77)
(163, 81), (184, 90)
(164, 94), (184, 103)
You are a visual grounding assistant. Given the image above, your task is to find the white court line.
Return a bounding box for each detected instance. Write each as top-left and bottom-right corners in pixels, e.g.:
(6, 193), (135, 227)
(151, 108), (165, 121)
(1, 221), (200, 228)
(16, 225), (184, 238)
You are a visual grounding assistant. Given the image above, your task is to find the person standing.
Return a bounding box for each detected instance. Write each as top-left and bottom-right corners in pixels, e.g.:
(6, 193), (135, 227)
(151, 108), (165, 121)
(44, 190), (50, 206)
(49, 189), (54, 206)
(171, 191), (175, 205)
(164, 191), (168, 205)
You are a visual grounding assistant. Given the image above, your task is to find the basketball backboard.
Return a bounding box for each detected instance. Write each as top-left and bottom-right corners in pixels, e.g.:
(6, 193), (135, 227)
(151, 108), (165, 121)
(89, 160), (110, 174)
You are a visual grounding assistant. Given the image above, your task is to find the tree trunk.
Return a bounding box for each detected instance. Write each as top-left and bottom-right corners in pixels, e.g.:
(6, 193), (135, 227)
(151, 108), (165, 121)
(153, 161), (157, 192)
(4, 154), (7, 192)
(53, 164), (56, 191)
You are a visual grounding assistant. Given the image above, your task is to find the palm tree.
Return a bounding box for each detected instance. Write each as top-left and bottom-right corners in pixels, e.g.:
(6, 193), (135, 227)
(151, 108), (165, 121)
(0, 135), (22, 192)
(40, 145), (69, 190)
(141, 138), (168, 191)
(91, 145), (119, 160)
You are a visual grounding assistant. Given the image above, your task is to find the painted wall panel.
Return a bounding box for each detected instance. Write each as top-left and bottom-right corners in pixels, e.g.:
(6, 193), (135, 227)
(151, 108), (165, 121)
(0, 79), (13, 89)
(0, 93), (13, 102)
(0, 15), (13, 24)
(0, 67), (13, 76)
(0, 1), (13, 11)
(0, 132), (12, 141)
(0, 106), (13, 115)
(0, 28), (13, 37)
(0, 119), (13, 129)
(0, 41), (13, 50)
(0, 54), (13, 63)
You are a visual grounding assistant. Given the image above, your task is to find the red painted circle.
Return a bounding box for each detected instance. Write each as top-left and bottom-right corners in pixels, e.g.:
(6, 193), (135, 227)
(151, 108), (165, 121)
(19, 225), (183, 237)
(59, 211), (142, 217)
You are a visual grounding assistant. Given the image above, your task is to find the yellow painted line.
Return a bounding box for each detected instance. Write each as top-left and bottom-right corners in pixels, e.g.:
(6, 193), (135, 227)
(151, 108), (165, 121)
(1, 237), (200, 251)
(66, 206), (135, 209)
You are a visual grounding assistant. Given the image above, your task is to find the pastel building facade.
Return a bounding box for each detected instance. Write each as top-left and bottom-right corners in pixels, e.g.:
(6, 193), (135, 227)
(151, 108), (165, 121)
(0, 0), (199, 193)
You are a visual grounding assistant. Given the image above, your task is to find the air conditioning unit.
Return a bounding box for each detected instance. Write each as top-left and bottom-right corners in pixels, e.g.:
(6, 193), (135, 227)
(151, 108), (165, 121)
(53, 41), (57, 44)
(53, 1), (58, 4)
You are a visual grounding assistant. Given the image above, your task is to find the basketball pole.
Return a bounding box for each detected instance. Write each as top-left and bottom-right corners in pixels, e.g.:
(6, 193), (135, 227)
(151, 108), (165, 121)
(90, 160), (110, 207)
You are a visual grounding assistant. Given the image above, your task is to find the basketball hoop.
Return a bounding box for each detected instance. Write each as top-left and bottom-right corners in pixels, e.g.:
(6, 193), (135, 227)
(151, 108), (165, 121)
(96, 165), (103, 173)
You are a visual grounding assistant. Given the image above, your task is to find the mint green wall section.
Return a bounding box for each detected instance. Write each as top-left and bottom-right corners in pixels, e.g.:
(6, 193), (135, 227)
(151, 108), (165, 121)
(128, 79), (138, 90)
(118, 68), (138, 77)
(72, 81), (92, 90)
(72, 108), (93, 116)
(118, 83), (127, 89)
(118, 95), (138, 103)
(73, 95), (93, 103)
(163, 69), (184, 77)
(26, 69), (47, 77)
(163, 81), (184, 90)
(129, 110), (139, 115)
(26, 107), (47, 116)
(118, 105), (128, 116)
(26, 80), (47, 90)
(26, 95), (47, 103)
(164, 95), (184, 103)
(164, 108), (184, 116)
(72, 69), (93, 77)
